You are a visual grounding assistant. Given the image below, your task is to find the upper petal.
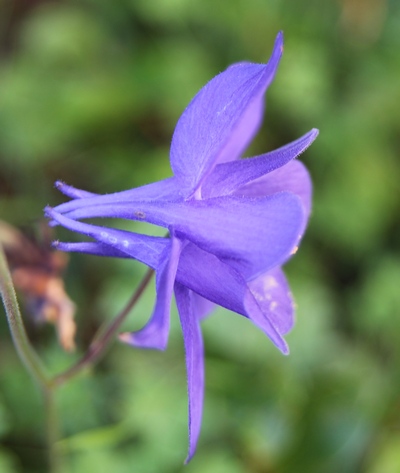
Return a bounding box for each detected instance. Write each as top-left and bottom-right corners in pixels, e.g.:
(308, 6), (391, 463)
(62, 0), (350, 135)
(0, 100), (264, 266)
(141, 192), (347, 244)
(201, 129), (318, 198)
(170, 32), (284, 197)
(235, 159), (313, 221)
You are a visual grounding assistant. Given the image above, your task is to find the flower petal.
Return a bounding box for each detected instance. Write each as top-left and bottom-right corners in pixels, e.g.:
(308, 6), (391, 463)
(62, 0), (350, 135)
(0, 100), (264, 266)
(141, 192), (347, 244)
(53, 241), (132, 258)
(170, 32), (284, 196)
(177, 243), (289, 353)
(201, 129), (318, 198)
(191, 293), (216, 321)
(53, 193), (304, 279)
(119, 237), (182, 350)
(53, 177), (181, 216)
(55, 181), (97, 199)
(53, 230), (289, 352)
(248, 266), (294, 335)
(235, 160), (313, 220)
(45, 207), (167, 269)
(175, 283), (205, 463)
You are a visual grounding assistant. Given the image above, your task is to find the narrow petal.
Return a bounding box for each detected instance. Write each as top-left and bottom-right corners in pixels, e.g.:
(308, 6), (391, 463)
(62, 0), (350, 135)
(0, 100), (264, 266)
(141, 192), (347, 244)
(53, 177), (181, 216)
(170, 32), (284, 196)
(54, 193), (305, 279)
(201, 129), (318, 198)
(55, 181), (97, 199)
(235, 160), (313, 220)
(175, 283), (205, 463)
(120, 237), (182, 350)
(46, 207), (168, 269)
(53, 241), (132, 258)
(248, 267), (294, 335)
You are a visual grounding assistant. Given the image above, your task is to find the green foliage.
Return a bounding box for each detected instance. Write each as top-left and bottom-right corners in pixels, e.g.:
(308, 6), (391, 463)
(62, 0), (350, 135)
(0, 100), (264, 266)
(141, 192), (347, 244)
(1, 0), (399, 471)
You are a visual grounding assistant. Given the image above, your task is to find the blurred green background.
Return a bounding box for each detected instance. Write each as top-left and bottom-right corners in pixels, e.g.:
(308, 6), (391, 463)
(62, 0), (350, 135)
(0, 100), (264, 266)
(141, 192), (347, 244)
(1, 0), (400, 472)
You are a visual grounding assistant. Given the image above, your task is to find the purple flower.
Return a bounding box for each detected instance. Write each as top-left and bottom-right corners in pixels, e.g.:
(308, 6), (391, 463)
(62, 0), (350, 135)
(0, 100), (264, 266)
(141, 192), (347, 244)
(45, 32), (317, 462)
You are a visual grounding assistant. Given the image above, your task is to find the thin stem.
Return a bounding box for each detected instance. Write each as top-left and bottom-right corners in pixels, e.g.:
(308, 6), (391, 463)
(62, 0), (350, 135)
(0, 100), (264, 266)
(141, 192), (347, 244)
(0, 244), (62, 472)
(0, 244), (49, 387)
(44, 387), (61, 473)
(52, 267), (154, 387)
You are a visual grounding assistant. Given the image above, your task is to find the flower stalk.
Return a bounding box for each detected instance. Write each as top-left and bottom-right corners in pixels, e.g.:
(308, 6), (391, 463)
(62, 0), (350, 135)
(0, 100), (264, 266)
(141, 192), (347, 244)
(0, 244), (61, 471)
(0, 244), (49, 387)
(51, 266), (154, 387)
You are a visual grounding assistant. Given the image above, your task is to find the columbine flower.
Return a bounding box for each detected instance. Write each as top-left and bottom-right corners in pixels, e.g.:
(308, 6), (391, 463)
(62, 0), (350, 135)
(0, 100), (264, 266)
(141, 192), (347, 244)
(45, 32), (318, 462)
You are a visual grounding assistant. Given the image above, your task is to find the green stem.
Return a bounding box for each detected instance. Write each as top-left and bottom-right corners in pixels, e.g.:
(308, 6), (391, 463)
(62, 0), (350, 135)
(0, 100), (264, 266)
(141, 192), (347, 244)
(52, 267), (154, 387)
(0, 244), (49, 387)
(0, 244), (62, 472)
(44, 387), (61, 473)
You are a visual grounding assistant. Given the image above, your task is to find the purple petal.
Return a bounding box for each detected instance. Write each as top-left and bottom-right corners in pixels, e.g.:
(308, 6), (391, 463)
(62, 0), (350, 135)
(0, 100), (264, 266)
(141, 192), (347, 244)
(120, 237), (182, 350)
(248, 266), (294, 335)
(174, 283), (205, 463)
(53, 241), (132, 258)
(235, 160), (313, 220)
(55, 181), (97, 199)
(54, 193), (304, 279)
(177, 243), (289, 353)
(54, 230), (289, 352)
(63, 238), (243, 317)
(53, 177), (181, 216)
(46, 207), (167, 269)
(191, 293), (216, 321)
(170, 32), (284, 197)
(201, 129), (318, 198)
